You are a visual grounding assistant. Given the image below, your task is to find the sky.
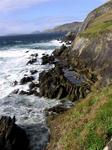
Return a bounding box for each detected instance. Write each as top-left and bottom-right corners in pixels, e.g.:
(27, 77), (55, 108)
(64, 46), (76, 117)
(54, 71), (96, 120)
(0, 0), (107, 35)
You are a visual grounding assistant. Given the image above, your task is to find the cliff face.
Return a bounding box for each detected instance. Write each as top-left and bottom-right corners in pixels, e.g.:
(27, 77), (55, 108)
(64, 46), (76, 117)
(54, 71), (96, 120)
(69, 1), (112, 85)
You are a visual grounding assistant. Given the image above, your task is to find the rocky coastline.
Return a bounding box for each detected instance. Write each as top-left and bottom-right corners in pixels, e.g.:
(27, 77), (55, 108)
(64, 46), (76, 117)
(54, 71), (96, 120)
(0, 1), (112, 149)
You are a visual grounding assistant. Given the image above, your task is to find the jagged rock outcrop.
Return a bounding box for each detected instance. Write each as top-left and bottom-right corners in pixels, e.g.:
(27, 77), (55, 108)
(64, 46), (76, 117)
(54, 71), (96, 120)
(39, 65), (92, 101)
(0, 116), (29, 150)
(41, 54), (55, 65)
(20, 76), (34, 85)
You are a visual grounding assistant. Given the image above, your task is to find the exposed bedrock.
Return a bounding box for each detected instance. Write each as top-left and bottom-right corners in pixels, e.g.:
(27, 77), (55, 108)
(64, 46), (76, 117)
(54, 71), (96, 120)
(39, 65), (93, 101)
(20, 76), (34, 85)
(0, 116), (29, 150)
(41, 54), (55, 65)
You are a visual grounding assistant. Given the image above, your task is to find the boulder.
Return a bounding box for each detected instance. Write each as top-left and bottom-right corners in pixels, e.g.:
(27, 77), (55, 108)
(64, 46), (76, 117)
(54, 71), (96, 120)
(12, 81), (18, 86)
(30, 53), (38, 57)
(30, 70), (38, 75)
(12, 89), (19, 94)
(0, 116), (29, 150)
(29, 82), (39, 89)
(27, 58), (37, 65)
(20, 76), (34, 85)
(45, 104), (68, 116)
(41, 54), (54, 65)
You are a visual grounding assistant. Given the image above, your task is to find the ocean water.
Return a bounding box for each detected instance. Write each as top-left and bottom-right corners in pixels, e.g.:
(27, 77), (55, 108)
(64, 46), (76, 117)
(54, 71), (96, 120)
(0, 33), (64, 149)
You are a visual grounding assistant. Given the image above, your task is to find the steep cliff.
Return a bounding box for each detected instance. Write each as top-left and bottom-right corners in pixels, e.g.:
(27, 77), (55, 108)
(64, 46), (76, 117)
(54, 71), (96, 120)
(59, 1), (112, 85)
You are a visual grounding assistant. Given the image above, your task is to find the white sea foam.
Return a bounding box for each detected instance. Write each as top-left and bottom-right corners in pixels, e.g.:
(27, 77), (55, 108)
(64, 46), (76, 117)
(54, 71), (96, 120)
(0, 45), (55, 99)
(0, 39), (62, 149)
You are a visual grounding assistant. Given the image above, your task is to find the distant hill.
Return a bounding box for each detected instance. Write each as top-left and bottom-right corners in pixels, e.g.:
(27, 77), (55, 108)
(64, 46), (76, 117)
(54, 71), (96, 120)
(42, 22), (82, 33)
(31, 31), (40, 34)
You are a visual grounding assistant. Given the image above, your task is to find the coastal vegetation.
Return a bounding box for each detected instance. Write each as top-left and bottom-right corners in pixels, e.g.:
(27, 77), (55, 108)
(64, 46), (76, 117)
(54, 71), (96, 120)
(47, 85), (112, 150)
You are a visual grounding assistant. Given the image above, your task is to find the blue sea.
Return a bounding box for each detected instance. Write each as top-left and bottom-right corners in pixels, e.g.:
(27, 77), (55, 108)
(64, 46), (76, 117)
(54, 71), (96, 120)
(0, 33), (64, 150)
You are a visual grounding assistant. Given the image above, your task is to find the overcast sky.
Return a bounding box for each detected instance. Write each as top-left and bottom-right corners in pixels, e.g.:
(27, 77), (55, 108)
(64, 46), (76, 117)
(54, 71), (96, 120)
(0, 0), (107, 35)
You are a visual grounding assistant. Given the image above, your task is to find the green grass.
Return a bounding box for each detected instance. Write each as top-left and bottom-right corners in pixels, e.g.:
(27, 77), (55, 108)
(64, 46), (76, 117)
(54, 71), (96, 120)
(80, 11), (112, 38)
(47, 86), (112, 150)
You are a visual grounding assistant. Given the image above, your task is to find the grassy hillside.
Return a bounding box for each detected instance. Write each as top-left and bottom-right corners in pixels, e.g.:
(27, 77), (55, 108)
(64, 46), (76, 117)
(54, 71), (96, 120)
(80, 10), (112, 37)
(47, 85), (112, 150)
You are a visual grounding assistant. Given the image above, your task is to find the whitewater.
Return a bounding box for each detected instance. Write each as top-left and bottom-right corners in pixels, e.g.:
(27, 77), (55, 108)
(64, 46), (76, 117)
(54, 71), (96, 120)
(0, 33), (64, 150)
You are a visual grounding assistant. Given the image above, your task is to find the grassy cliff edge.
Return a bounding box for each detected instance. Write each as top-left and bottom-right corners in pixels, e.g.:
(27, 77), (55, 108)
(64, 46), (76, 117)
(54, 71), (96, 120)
(47, 85), (112, 150)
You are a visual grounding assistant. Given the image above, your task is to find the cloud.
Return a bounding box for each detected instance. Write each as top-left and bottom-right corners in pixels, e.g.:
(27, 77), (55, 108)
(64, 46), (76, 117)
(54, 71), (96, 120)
(0, 0), (50, 12)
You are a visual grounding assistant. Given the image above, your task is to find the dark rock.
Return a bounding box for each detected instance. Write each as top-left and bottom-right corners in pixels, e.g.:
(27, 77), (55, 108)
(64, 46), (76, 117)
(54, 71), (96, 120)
(19, 89), (39, 96)
(0, 116), (29, 150)
(33, 90), (39, 96)
(20, 76), (34, 85)
(30, 70), (38, 75)
(41, 54), (55, 65)
(29, 82), (39, 90)
(45, 100), (73, 116)
(12, 81), (18, 86)
(12, 89), (19, 94)
(19, 90), (29, 95)
(39, 65), (91, 101)
(45, 104), (68, 116)
(30, 53), (38, 57)
(27, 58), (37, 65)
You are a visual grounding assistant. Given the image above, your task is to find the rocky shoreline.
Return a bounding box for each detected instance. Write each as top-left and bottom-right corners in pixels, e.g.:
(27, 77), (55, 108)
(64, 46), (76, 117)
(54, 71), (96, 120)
(0, 37), (95, 150)
(1, 0), (112, 148)
(0, 32), (99, 150)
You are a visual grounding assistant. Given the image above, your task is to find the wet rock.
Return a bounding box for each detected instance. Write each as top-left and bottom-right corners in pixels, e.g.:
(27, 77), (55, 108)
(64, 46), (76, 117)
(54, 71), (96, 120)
(45, 100), (73, 116)
(39, 65), (91, 101)
(27, 58), (37, 65)
(45, 104), (68, 116)
(30, 53), (38, 57)
(12, 89), (19, 94)
(20, 76), (34, 85)
(41, 54), (54, 65)
(30, 70), (38, 75)
(19, 90), (29, 95)
(19, 88), (39, 96)
(12, 81), (18, 86)
(0, 116), (29, 150)
(29, 82), (39, 89)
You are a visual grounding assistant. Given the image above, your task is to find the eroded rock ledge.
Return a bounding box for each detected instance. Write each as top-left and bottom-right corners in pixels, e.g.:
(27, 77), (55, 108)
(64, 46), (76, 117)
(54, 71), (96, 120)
(39, 62), (96, 101)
